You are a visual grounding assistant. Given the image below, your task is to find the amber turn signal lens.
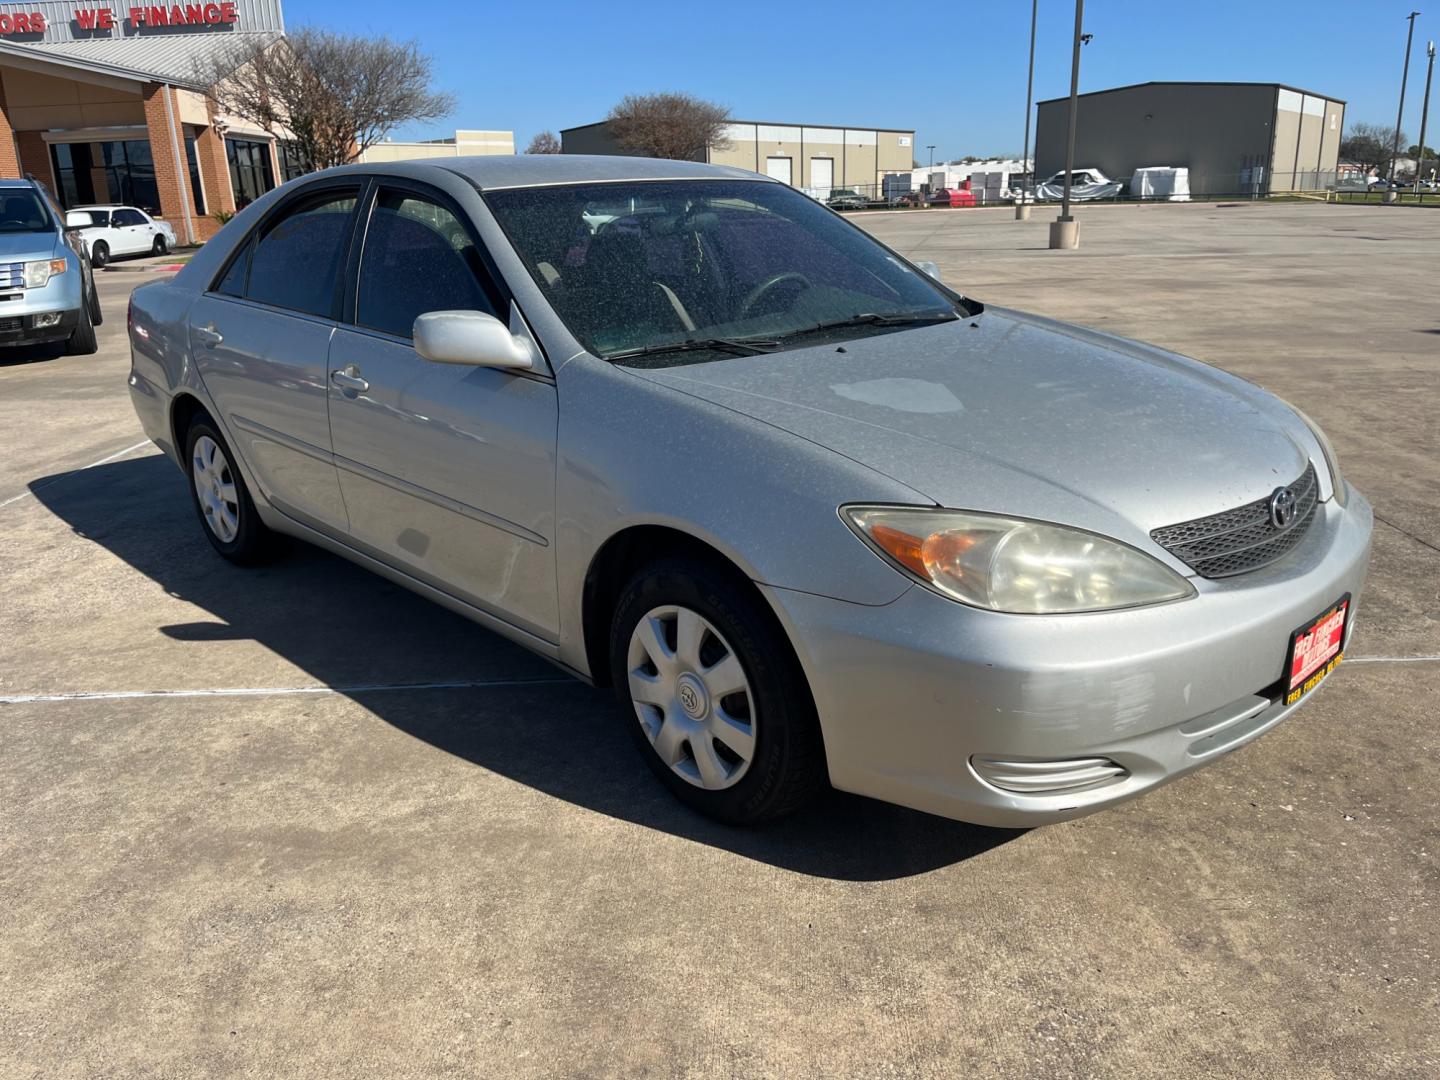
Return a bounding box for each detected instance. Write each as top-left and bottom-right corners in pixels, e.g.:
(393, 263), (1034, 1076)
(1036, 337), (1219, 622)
(868, 523), (927, 576)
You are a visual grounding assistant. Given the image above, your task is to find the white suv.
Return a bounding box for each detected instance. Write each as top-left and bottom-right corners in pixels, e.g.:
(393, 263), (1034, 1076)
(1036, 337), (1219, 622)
(64, 204), (177, 267)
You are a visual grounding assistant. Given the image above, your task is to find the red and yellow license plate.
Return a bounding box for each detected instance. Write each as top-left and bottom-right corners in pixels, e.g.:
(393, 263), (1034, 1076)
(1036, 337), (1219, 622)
(1284, 594), (1349, 706)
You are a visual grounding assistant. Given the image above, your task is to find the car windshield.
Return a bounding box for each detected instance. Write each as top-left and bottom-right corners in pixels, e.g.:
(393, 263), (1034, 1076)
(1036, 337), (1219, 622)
(485, 179), (967, 363)
(0, 190), (54, 233)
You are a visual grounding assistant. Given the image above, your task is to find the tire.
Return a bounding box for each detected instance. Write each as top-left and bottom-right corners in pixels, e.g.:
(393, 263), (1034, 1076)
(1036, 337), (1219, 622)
(64, 301), (98, 355)
(90, 240), (108, 268)
(183, 416), (284, 565)
(610, 556), (827, 825)
(152, 235), (168, 256)
(87, 279), (103, 326)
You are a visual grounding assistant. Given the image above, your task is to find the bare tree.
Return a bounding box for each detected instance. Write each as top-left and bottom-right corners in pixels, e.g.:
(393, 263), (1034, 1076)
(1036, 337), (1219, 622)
(525, 131), (562, 154)
(606, 92), (731, 160)
(196, 29), (454, 171)
(1339, 121), (1407, 174)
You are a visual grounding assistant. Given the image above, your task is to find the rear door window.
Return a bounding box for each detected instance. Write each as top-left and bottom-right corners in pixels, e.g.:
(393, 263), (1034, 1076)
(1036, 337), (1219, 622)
(244, 189), (358, 318)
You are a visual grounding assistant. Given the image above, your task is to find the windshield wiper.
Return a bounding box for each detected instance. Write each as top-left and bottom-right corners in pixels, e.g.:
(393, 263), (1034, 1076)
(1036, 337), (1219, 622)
(768, 310), (959, 343)
(605, 336), (779, 361)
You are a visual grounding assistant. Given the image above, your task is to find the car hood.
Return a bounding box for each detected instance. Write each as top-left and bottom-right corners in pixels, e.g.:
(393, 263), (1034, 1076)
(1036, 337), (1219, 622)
(0, 231), (59, 262)
(628, 307), (1317, 553)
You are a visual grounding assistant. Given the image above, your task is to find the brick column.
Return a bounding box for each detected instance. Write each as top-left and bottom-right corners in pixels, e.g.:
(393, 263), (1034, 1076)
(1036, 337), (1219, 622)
(0, 73), (21, 179)
(142, 82), (196, 245)
(194, 100), (235, 236)
(15, 131), (54, 191)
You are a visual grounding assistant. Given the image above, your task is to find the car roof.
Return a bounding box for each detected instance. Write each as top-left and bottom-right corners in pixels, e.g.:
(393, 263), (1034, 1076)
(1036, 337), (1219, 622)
(323, 154), (776, 191)
(71, 204), (133, 210)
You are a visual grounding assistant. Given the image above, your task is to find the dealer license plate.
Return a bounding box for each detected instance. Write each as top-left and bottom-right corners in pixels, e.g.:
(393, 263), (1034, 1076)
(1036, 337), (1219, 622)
(1284, 594), (1350, 706)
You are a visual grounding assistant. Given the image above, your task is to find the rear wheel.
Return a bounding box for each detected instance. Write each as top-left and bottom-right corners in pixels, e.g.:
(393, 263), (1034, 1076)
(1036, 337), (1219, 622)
(90, 240), (109, 268)
(610, 556), (826, 824)
(184, 417), (284, 565)
(64, 301), (97, 355)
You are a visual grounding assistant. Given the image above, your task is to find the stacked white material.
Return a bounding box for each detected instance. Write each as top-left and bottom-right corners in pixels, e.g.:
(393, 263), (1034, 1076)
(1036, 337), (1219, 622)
(1129, 167), (1192, 201)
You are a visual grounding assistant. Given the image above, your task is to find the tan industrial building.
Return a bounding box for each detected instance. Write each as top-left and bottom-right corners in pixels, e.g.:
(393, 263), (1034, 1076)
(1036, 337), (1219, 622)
(561, 119), (915, 196)
(1034, 82), (1346, 196)
(358, 129), (515, 164)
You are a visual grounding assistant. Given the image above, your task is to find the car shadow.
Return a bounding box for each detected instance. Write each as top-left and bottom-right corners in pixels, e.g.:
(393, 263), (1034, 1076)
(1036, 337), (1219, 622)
(29, 455), (1020, 881)
(0, 342), (65, 366)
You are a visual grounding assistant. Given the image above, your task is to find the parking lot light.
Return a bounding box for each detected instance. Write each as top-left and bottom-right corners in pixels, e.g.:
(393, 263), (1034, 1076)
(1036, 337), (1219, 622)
(1016, 0), (1038, 221)
(1049, 0), (1086, 249)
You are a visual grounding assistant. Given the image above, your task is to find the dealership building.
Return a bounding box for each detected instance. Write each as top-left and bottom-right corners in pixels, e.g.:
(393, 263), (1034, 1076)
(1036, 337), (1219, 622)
(561, 119), (916, 196)
(1034, 81), (1346, 195)
(0, 0), (293, 244)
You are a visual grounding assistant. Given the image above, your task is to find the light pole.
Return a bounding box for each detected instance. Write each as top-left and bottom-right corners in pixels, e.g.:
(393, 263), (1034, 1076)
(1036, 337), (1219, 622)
(1415, 41), (1436, 196)
(1387, 10), (1422, 201)
(1049, 0), (1087, 249)
(927, 145), (936, 169)
(1016, 0), (1039, 221)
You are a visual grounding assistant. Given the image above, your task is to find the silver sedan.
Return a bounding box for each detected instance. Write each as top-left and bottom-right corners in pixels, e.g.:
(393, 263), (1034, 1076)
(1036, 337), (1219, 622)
(126, 156), (1371, 827)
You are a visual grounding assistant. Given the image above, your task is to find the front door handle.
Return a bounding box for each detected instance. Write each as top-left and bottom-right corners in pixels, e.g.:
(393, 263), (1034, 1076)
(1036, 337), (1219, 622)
(330, 366), (370, 393)
(194, 324), (223, 348)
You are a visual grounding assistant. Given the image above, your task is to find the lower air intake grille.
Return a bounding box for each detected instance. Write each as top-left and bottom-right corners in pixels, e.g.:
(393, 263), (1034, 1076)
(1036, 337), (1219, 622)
(0, 316), (22, 331)
(1151, 464), (1319, 579)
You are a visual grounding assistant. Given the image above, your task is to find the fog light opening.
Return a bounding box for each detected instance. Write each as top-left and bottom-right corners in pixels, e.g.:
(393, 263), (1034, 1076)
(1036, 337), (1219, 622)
(971, 755), (1129, 795)
(32, 312), (63, 328)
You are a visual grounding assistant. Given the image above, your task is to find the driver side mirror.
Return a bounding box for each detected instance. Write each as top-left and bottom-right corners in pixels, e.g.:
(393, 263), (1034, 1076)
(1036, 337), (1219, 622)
(916, 260), (942, 282)
(413, 310), (535, 371)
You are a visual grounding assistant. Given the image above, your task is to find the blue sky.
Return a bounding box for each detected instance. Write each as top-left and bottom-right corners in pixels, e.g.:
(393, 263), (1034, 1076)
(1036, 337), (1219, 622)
(284, 0), (1437, 157)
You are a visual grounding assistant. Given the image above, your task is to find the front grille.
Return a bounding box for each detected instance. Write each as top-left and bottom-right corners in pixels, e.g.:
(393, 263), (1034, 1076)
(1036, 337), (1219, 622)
(0, 316), (22, 331)
(0, 262), (22, 290)
(1151, 464), (1319, 578)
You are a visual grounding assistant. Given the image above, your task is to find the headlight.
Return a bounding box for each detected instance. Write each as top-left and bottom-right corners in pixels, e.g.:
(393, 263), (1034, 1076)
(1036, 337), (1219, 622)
(23, 259), (67, 289)
(843, 506), (1195, 614)
(1284, 403), (1347, 507)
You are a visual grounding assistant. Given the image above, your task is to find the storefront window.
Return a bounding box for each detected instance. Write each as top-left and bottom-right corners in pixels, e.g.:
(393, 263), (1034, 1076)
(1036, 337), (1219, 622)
(278, 140), (311, 183)
(99, 140), (159, 211)
(48, 139), (158, 211)
(184, 136), (205, 215)
(226, 138), (275, 209)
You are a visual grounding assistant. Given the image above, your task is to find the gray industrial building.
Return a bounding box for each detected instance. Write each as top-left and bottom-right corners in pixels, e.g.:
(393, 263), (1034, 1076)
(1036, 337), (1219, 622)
(1035, 82), (1346, 196)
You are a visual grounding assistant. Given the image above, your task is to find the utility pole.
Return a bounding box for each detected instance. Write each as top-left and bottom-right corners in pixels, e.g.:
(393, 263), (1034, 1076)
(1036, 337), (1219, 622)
(1016, 0), (1039, 221)
(1388, 10), (1422, 201)
(1050, 0), (1087, 249)
(1415, 41), (1436, 196)
(927, 145), (936, 169)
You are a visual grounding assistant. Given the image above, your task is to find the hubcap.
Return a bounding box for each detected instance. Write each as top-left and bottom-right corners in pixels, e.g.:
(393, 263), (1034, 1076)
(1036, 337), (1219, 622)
(626, 604), (756, 790)
(191, 435), (239, 543)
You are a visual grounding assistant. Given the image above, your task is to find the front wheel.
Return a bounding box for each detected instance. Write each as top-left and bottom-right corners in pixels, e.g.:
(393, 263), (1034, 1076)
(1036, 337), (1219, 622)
(152, 235), (168, 256)
(64, 301), (97, 355)
(185, 418), (284, 565)
(610, 557), (827, 824)
(90, 240), (108, 268)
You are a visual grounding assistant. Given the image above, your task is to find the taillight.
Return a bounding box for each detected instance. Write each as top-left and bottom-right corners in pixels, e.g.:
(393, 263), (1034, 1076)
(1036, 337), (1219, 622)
(126, 295), (133, 335)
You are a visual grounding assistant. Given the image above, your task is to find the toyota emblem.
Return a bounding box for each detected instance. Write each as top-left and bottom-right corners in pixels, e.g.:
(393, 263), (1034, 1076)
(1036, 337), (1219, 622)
(1269, 486), (1298, 529)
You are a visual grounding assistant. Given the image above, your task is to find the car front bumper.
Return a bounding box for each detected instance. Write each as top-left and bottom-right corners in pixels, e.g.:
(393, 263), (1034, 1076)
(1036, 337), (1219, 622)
(0, 267), (84, 347)
(763, 489), (1373, 828)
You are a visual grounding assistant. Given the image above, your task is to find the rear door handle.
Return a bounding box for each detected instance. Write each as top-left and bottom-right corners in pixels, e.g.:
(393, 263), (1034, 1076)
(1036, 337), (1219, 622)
(194, 324), (223, 347)
(330, 366), (370, 393)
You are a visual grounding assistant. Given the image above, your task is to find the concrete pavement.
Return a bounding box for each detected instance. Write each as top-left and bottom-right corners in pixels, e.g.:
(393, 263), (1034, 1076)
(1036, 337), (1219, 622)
(1, 203), (1436, 1078)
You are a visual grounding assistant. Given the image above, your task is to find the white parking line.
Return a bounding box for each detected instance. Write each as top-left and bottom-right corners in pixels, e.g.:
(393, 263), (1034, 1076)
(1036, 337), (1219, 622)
(1346, 655), (1440, 664)
(0, 677), (574, 705)
(0, 439), (154, 509)
(1, 658), (1433, 707)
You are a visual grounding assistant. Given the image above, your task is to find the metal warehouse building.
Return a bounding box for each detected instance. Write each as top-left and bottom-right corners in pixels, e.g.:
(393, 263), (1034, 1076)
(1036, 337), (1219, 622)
(561, 119), (915, 198)
(1035, 81), (1346, 196)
